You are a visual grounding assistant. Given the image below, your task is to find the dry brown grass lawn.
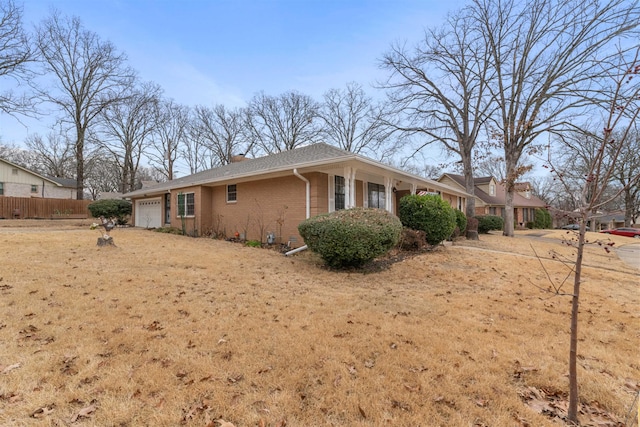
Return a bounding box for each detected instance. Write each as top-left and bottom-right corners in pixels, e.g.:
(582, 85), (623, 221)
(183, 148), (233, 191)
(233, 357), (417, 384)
(0, 221), (638, 427)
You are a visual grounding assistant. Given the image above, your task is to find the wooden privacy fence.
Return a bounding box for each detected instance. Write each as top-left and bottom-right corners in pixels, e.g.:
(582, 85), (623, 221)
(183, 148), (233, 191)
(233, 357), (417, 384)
(0, 197), (93, 219)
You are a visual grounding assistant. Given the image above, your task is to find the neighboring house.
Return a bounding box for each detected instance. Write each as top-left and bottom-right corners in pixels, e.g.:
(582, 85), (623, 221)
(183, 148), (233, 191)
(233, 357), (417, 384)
(122, 143), (471, 245)
(0, 158), (77, 199)
(593, 211), (625, 230)
(438, 173), (547, 227)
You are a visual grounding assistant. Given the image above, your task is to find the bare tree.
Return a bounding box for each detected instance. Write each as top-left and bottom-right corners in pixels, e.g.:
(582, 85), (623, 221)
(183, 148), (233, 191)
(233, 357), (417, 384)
(473, 0), (639, 236)
(546, 47), (640, 424)
(473, 154), (506, 181)
(610, 128), (640, 226)
(244, 90), (321, 154)
(0, 142), (32, 165)
(83, 150), (121, 200)
(24, 130), (74, 178)
(148, 99), (189, 180)
(0, 0), (33, 117)
(189, 104), (250, 169)
(97, 81), (161, 193)
(380, 8), (494, 233)
(34, 12), (135, 199)
(319, 82), (397, 161)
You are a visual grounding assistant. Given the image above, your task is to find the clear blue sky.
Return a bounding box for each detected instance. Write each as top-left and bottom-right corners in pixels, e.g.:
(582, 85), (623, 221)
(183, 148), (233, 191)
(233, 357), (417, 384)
(1, 0), (463, 148)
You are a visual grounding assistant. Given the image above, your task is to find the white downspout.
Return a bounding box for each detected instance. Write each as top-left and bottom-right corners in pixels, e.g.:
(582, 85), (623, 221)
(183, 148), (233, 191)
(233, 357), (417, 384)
(293, 169), (310, 219)
(287, 168), (310, 256)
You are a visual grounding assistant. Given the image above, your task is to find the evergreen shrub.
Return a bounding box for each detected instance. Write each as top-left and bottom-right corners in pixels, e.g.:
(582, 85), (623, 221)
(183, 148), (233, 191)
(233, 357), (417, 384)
(398, 194), (456, 245)
(298, 208), (402, 269)
(88, 199), (132, 225)
(476, 215), (504, 233)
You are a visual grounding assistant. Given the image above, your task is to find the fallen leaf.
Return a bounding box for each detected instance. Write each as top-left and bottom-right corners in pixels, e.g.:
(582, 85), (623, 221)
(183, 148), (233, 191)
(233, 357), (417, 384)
(358, 405), (367, 419)
(227, 373), (244, 383)
(216, 419), (236, 427)
(391, 400), (410, 411)
(475, 398), (488, 407)
(70, 403), (97, 422)
(333, 374), (342, 387)
(2, 362), (21, 374)
(364, 359), (375, 368)
(31, 405), (55, 418)
(403, 383), (421, 393)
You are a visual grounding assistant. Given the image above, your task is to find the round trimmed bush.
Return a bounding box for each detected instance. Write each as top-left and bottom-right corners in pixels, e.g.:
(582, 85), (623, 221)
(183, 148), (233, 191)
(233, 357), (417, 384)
(475, 215), (504, 233)
(298, 208), (402, 269)
(88, 199), (132, 225)
(398, 194), (456, 245)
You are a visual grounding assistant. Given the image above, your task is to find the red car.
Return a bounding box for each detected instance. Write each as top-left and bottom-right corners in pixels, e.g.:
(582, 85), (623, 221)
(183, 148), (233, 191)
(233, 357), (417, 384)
(600, 227), (640, 238)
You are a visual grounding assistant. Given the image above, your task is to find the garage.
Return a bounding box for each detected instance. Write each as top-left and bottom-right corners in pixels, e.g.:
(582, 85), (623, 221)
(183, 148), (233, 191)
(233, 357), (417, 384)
(135, 198), (162, 228)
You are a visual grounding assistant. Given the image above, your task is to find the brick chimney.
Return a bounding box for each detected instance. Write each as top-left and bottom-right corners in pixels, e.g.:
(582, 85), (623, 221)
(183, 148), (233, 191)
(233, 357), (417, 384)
(230, 153), (248, 163)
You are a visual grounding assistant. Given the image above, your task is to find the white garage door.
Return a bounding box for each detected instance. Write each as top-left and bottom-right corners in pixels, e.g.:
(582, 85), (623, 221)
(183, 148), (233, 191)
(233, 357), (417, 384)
(135, 198), (162, 228)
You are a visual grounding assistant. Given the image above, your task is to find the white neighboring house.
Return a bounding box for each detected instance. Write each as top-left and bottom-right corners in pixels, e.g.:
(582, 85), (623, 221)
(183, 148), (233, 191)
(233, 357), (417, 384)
(0, 158), (77, 199)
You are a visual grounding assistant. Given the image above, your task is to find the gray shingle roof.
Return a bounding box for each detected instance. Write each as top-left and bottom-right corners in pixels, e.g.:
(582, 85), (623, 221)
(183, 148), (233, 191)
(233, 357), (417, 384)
(123, 143), (470, 198)
(47, 176), (77, 188)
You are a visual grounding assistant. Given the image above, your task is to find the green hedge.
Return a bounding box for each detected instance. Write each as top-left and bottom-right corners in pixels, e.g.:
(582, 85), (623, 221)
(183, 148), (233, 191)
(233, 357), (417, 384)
(398, 194), (456, 245)
(475, 215), (504, 233)
(298, 208), (402, 269)
(532, 208), (552, 229)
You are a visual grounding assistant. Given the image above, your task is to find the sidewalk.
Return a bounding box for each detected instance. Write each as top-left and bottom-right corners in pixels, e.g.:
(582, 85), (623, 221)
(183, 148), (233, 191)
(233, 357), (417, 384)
(616, 244), (640, 270)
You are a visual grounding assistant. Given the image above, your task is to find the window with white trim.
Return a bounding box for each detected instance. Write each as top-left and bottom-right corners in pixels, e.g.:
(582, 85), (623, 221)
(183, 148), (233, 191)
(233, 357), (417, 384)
(489, 184), (496, 196)
(0, 182), (3, 195)
(335, 176), (345, 210)
(227, 184), (237, 202)
(177, 192), (195, 216)
(31, 185), (38, 193)
(367, 183), (385, 209)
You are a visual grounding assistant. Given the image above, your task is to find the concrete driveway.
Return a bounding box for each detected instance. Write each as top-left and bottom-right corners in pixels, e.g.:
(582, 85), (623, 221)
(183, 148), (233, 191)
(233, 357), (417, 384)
(616, 243), (640, 270)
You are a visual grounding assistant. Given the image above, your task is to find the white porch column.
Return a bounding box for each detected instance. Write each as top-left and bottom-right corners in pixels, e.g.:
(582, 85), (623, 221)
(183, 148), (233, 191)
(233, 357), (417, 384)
(349, 168), (357, 208)
(384, 177), (394, 213)
(411, 183), (417, 195)
(344, 167), (357, 208)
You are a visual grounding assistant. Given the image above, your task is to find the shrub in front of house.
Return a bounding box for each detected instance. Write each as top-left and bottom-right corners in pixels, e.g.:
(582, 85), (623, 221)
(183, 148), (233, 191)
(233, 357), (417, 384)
(298, 208), (402, 269)
(450, 209), (468, 238)
(398, 194), (456, 246)
(88, 199), (132, 225)
(398, 227), (428, 251)
(476, 215), (504, 233)
(455, 209), (468, 233)
(532, 208), (552, 229)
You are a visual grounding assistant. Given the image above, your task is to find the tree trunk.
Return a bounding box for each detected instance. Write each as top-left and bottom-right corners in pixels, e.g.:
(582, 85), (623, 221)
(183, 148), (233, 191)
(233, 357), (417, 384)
(503, 149), (518, 237)
(567, 220), (586, 423)
(624, 191), (633, 227)
(503, 189), (515, 236)
(462, 150), (478, 240)
(75, 126), (85, 200)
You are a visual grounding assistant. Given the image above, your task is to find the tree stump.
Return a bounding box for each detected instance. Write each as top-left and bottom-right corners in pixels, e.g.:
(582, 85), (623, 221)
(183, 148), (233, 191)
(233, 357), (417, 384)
(97, 237), (116, 247)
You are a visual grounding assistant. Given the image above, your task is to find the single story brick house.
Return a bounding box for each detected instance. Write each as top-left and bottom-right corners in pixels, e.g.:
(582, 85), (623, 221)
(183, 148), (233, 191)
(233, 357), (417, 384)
(0, 157), (77, 199)
(438, 173), (547, 227)
(123, 143), (471, 246)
